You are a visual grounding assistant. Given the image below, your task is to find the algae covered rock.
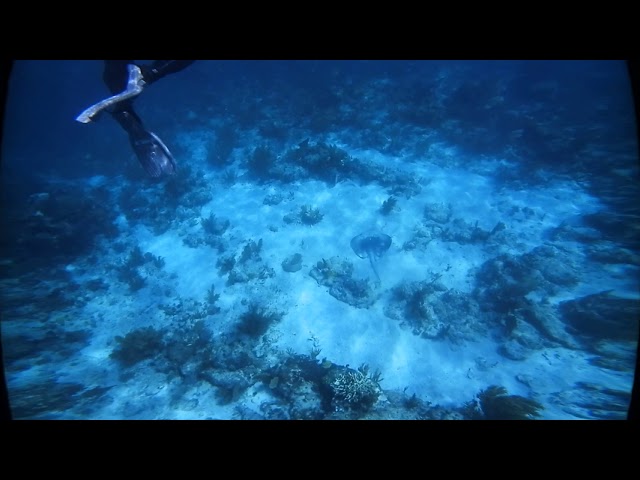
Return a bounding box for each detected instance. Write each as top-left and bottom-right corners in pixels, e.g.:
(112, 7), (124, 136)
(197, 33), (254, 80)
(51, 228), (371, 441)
(282, 253), (303, 273)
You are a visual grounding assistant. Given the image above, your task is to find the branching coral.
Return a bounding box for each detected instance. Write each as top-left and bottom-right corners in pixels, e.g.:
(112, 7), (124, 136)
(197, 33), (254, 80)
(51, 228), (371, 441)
(205, 285), (221, 314)
(299, 205), (324, 225)
(115, 246), (166, 292)
(309, 257), (353, 287)
(239, 239), (263, 264)
(247, 145), (275, 179)
(329, 364), (383, 412)
(285, 139), (354, 183)
(380, 196), (397, 215)
(476, 385), (544, 419)
(201, 213), (230, 236)
(236, 303), (284, 338)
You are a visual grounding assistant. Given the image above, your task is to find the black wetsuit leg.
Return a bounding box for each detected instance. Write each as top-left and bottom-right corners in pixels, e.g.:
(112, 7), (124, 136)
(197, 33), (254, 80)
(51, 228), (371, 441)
(141, 60), (196, 85)
(102, 60), (195, 124)
(102, 60), (196, 90)
(102, 59), (134, 94)
(101, 60), (194, 177)
(102, 60), (142, 124)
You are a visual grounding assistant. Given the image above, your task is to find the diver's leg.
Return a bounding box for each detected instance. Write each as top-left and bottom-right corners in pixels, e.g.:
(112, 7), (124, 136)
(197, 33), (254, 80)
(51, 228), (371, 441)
(102, 61), (176, 177)
(101, 60), (140, 114)
(100, 60), (195, 114)
(103, 60), (195, 91)
(77, 62), (146, 123)
(140, 60), (195, 85)
(103, 60), (135, 94)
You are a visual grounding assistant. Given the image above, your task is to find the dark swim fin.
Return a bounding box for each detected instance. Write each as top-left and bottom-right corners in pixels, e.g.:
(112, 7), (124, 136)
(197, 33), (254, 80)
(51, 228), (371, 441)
(112, 110), (176, 178)
(131, 130), (177, 178)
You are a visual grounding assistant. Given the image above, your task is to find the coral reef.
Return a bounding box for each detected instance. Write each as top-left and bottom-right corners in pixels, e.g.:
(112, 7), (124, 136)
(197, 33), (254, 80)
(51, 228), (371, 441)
(325, 363), (383, 413)
(309, 257), (354, 287)
(259, 352), (327, 420)
(380, 195), (398, 215)
(115, 246), (167, 293)
(4, 187), (119, 263)
(3, 328), (91, 370)
(110, 327), (166, 368)
(424, 202), (453, 224)
(386, 278), (485, 342)
(588, 340), (637, 372)
(299, 205), (324, 225)
(474, 246), (580, 313)
(464, 385), (544, 420)
(226, 239), (275, 286)
(201, 213), (230, 236)
(280, 139), (355, 184)
(550, 381), (631, 420)
(9, 381), (112, 419)
(220, 168), (240, 186)
(309, 256), (377, 308)
(247, 145), (276, 179)
(236, 303), (284, 338)
(263, 193), (284, 206)
(283, 205), (324, 225)
(329, 276), (376, 309)
(405, 202), (506, 248)
(216, 254), (236, 275)
(205, 285), (221, 315)
(6, 61), (638, 420)
(118, 165), (211, 235)
(281, 253), (303, 273)
(208, 123), (238, 166)
(162, 319), (214, 381)
(560, 291), (640, 342)
(202, 371), (252, 404)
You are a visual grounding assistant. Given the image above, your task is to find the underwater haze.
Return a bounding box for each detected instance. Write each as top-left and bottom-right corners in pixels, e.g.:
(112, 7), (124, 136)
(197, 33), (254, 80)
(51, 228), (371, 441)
(1, 60), (638, 419)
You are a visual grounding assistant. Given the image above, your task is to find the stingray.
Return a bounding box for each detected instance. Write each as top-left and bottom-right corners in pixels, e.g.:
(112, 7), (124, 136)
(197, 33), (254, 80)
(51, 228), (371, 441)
(350, 232), (392, 284)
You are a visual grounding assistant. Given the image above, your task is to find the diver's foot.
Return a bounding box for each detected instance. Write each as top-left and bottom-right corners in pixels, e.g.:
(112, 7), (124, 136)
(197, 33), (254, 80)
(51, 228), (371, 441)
(129, 130), (177, 178)
(76, 65), (146, 124)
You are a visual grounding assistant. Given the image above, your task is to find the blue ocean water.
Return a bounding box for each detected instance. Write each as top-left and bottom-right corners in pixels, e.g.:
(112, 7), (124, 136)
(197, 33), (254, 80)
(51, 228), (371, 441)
(0, 60), (638, 419)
